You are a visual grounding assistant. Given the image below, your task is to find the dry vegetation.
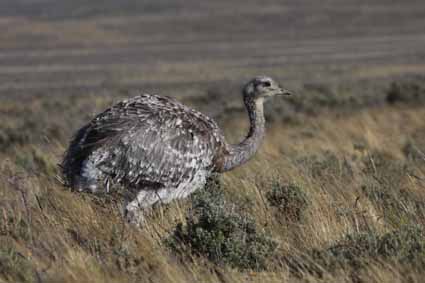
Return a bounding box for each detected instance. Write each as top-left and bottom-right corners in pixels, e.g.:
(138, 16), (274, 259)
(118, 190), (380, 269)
(1, 1), (425, 282)
(1, 76), (425, 283)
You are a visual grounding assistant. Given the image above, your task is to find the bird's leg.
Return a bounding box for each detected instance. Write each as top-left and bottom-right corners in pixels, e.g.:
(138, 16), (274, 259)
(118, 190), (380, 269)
(124, 189), (162, 228)
(104, 177), (111, 193)
(124, 200), (146, 228)
(154, 190), (165, 205)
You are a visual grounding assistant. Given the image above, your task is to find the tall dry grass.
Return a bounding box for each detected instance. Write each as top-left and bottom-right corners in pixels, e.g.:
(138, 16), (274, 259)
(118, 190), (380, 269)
(1, 81), (425, 282)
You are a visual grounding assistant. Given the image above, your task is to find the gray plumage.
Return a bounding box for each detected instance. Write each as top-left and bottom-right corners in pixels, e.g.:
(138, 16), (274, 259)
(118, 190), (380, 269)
(62, 76), (291, 226)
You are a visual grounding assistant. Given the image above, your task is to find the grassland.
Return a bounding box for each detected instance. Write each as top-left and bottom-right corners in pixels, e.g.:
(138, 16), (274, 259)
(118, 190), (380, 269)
(1, 1), (425, 282)
(1, 76), (425, 283)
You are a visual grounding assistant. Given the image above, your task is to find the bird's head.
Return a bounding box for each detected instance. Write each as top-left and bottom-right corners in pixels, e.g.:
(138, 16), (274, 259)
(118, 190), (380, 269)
(243, 76), (292, 103)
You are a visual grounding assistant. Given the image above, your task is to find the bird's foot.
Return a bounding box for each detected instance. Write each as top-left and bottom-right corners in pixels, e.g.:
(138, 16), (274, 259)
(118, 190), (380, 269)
(124, 203), (147, 228)
(122, 189), (162, 228)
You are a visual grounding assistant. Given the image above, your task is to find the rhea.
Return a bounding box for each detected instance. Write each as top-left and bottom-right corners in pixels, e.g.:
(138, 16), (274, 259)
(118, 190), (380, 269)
(62, 76), (291, 225)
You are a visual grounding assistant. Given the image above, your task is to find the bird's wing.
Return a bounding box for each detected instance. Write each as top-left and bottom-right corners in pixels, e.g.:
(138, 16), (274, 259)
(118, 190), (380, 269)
(61, 96), (149, 182)
(63, 94), (224, 188)
(107, 113), (216, 189)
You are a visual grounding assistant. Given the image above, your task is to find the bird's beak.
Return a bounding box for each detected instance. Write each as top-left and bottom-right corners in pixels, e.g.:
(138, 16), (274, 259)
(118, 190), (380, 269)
(277, 87), (293, 96)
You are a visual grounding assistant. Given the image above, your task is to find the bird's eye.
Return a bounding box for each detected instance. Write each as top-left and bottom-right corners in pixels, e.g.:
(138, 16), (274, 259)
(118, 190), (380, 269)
(262, 81), (271, 87)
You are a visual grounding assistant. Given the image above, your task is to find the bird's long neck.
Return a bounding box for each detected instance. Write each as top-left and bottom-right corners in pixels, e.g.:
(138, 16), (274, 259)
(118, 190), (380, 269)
(223, 97), (266, 171)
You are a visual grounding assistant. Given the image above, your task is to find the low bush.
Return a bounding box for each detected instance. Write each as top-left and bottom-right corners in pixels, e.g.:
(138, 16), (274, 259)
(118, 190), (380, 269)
(266, 182), (309, 223)
(386, 77), (425, 105)
(167, 176), (278, 271)
(286, 225), (425, 278)
(0, 247), (36, 283)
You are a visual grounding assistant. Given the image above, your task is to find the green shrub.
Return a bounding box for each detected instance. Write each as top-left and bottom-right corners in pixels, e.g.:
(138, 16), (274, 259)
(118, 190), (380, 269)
(266, 182), (309, 223)
(14, 147), (57, 176)
(386, 78), (425, 105)
(286, 225), (425, 277)
(0, 247), (36, 283)
(167, 176), (278, 271)
(0, 127), (32, 151)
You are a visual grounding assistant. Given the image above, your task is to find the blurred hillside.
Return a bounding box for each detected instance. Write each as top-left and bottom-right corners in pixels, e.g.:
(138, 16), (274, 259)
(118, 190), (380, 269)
(0, 0), (425, 99)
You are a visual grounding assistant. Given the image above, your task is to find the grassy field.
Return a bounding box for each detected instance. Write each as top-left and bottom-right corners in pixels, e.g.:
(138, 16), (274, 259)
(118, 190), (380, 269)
(1, 1), (425, 282)
(1, 77), (425, 283)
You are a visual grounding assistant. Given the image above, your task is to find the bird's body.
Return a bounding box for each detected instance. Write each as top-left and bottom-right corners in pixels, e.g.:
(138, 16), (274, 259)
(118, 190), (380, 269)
(62, 76), (291, 225)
